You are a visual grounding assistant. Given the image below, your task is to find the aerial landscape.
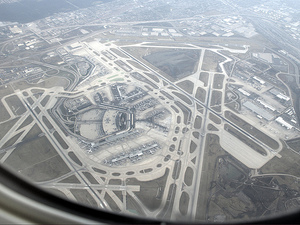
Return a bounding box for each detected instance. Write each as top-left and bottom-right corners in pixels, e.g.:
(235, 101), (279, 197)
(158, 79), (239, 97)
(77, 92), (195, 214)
(0, 0), (300, 222)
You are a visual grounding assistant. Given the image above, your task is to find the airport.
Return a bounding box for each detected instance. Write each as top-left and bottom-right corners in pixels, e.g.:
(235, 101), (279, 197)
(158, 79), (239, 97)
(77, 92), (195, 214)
(0, 0), (299, 222)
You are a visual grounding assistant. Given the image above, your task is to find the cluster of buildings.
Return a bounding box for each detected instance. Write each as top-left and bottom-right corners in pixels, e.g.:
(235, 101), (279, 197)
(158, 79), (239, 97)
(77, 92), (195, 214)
(243, 101), (274, 121)
(252, 53), (282, 65)
(0, 68), (22, 84)
(181, 16), (257, 38)
(238, 81), (296, 131)
(242, 96), (296, 130)
(65, 96), (92, 112)
(233, 52), (297, 132)
(250, 3), (300, 41)
(112, 26), (184, 38)
(141, 28), (182, 37)
(0, 66), (45, 85)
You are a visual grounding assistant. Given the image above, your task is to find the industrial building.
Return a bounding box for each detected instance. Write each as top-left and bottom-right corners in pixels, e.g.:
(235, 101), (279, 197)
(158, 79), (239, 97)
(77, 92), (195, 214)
(243, 101), (274, 120)
(276, 117), (293, 129)
(269, 88), (290, 101)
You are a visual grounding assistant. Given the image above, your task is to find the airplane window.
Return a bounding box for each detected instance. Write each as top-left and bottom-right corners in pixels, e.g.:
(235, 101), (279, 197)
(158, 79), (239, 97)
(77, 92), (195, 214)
(0, 0), (300, 223)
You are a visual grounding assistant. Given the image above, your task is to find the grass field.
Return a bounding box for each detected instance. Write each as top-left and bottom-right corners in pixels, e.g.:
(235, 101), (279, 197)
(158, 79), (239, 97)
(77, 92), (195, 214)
(59, 175), (80, 184)
(2, 131), (24, 149)
(184, 167), (194, 186)
(53, 131), (69, 149)
(143, 48), (200, 80)
(4, 135), (56, 170)
(12, 77), (69, 90)
(104, 193), (121, 212)
(46, 188), (67, 199)
(179, 191), (190, 216)
(177, 80), (194, 94)
(224, 124), (267, 156)
(190, 140), (197, 153)
(0, 117), (19, 140)
(127, 60), (147, 71)
(261, 142), (300, 177)
(70, 189), (97, 207)
(209, 113), (221, 125)
(144, 72), (160, 83)
(195, 87), (206, 103)
(82, 172), (99, 184)
(27, 97), (34, 105)
(40, 95), (50, 107)
(42, 116), (53, 130)
(225, 111), (279, 149)
(201, 50), (225, 72)
(0, 101), (10, 122)
(5, 95), (26, 116)
(126, 194), (146, 216)
(68, 151), (83, 166)
(286, 137), (300, 152)
(3, 124), (71, 182)
(199, 72), (209, 87)
(127, 168), (169, 211)
(194, 115), (202, 129)
(173, 92), (192, 105)
(195, 134), (226, 221)
(210, 90), (222, 107)
(110, 48), (128, 58)
(213, 74), (225, 89)
(175, 101), (192, 125)
(0, 85), (14, 122)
